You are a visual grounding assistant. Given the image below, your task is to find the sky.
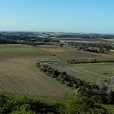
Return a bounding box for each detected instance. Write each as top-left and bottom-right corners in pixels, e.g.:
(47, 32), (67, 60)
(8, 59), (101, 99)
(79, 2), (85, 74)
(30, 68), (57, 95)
(0, 0), (114, 33)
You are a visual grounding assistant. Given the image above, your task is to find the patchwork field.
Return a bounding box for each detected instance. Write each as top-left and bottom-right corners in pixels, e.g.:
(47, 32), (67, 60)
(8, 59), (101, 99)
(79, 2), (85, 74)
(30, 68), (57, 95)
(39, 45), (114, 84)
(0, 44), (114, 101)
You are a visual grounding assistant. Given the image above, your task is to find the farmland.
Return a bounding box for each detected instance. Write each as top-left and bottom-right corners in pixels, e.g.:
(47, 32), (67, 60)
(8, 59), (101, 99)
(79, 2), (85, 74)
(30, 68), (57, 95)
(0, 44), (73, 101)
(40, 45), (114, 62)
(0, 44), (114, 113)
(40, 45), (114, 84)
(50, 62), (114, 84)
(1, 44), (114, 101)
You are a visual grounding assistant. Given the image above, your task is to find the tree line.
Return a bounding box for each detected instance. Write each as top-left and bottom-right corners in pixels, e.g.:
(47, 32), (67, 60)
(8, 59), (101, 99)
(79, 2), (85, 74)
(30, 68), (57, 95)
(67, 59), (114, 64)
(0, 93), (111, 114)
(37, 62), (114, 105)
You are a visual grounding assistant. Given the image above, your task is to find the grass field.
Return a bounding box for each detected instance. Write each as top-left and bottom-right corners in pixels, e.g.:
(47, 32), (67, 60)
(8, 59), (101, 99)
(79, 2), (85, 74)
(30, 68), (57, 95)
(1, 44), (114, 102)
(0, 44), (73, 101)
(40, 45), (114, 62)
(39, 45), (114, 84)
(50, 62), (114, 84)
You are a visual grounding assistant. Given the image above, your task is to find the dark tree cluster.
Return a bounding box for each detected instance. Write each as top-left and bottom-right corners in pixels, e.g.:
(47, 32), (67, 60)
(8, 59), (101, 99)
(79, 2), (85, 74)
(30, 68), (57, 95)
(0, 32), (51, 45)
(60, 96), (109, 114)
(67, 59), (98, 64)
(0, 38), (17, 44)
(0, 93), (110, 114)
(0, 93), (62, 114)
(56, 33), (114, 39)
(67, 59), (114, 64)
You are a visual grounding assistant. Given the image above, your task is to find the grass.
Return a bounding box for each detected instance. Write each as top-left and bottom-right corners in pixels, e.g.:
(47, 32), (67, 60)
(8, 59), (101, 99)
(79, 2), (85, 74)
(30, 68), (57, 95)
(0, 44), (51, 58)
(0, 44), (114, 102)
(39, 45), (114, 84)
(0, 44), (73, 102)
(50, 62), (114, 84)
(40, 45), (114, 62)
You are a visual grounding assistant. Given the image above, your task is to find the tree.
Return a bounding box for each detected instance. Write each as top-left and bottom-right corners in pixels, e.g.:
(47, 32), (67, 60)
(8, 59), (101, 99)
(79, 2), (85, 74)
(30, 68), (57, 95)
(52, 70), (60, 78)
(59, 97), (108, 114)
(107, 91), (114, 104)
(11, 104), (36, 114)
(0, 93), (13, 114)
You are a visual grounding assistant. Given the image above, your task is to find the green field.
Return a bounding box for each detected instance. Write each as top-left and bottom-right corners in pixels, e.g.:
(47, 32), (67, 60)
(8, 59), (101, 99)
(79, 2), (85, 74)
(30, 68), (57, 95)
(1, 44), (114, 102)
(50, 62), (114, 84)
(39, 45), (114, 84)
(40, 45), (114, 62)
(0, 44), (73, 101)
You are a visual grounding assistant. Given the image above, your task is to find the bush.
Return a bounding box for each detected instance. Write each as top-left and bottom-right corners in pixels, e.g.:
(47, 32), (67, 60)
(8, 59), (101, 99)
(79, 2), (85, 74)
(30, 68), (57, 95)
(59, 97), (109, 114)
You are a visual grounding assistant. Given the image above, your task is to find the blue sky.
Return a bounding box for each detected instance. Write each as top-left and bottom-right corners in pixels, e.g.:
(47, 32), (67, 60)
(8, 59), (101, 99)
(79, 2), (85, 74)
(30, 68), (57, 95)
(0, 0), (114, 33)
